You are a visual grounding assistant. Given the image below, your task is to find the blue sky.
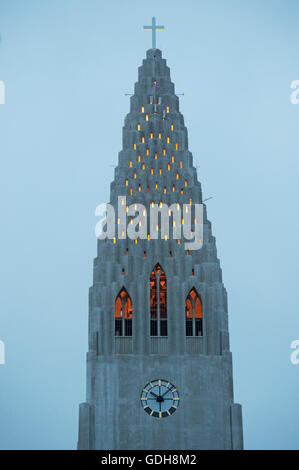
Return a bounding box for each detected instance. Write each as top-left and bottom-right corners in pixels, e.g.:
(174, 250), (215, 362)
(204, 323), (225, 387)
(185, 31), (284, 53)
(0, 0), (298, 449)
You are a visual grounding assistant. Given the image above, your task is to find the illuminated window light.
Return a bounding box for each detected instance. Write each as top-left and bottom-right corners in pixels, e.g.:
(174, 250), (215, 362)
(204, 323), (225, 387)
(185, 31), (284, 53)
(134, 142), (137, 150)
(176, 143), (178, 150)
(134, 172), (137, 179)
(189, 198), (192, 205)
(113, 237), (116, 244)
(166, 106), (170, 113)
(151, 168), (154, 175)
(144, 251), (146, 258)
(153, 80), (157, 86)
(130, 187), (133, 195)
(168, 163), (170, 170)
(159, 201), (162, 208)
(178, 239), (181, 245)
(121, 197), (125, 206)
(135, 238), (138, 244)
(155, 152), (158, 159)
(172, 184), (175, 192)
(159, 168), (162, 175)
(138, 155), (141, 162)
(180, 161), (183, 168)
(141, 106), (144, 113)
(122, 268), (125, 275)
(164, 235), (168, 241)
(151, 201), (154, 208)
(187, 249), (190, 256)
(142, 136), (145, 143)
(176, 172), (179, 180)
(194, 218), (197, 225)
(171, 123), (174, 131)
(137, 123), (141, 131)
(126, 205), (128, 213)
(173, 220), (176, 228)
(167, 137), (170, 144)
(164, 186), (167, 194)
(155, 182), (158, 189)
(182, 218), (184, 225)
(146, 148), (149, 155)
(181, 188), (183, 195)
(139, 220), (142, 227)
(148, 233), (150, 241)
(126, 248), (128, 255)
(163, 148), (166, 156)
(125, 179), (128, 186)
(156, 224), (159, 231)
(172, 155), (174, 163)
(146, 114), (149, 121)
(142, 163), (145, 170)
(159, 132), (162, 139)
(122, 230), (125, 237)
(150, 132), (153, 139)
(185, 179), (188, 187)
(138, 184), (141, 192)
(130, 217), (133, 225)
(117, 217), (120, 224)
(130, 161), (132, 168)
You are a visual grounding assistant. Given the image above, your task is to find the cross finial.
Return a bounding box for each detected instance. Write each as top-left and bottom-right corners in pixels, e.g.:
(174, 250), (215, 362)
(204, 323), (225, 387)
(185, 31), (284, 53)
(143, 17), (164, 49)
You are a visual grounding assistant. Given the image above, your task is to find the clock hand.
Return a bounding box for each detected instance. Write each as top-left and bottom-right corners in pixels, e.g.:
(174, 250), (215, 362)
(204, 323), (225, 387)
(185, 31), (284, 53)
(161, 385), (174, 398)
(150, 391), (159, 398)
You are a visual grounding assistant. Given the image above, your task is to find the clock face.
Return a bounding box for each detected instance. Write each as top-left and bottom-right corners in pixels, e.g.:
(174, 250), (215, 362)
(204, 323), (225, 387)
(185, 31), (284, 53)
(140, 379), (180, 418)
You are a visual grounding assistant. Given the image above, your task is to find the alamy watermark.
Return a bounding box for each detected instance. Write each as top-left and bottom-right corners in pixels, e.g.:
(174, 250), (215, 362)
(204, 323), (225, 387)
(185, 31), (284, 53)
(0, 340), (5, 365)
(95, 197), (203, 250)
(0, 80), (5, 104)
(290, 340), (299, 365)
(290, 80), (299, 104)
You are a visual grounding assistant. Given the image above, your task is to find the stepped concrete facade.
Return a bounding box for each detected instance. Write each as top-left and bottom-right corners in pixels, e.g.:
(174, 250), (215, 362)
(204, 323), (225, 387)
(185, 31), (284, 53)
(77, 48), (243, 450)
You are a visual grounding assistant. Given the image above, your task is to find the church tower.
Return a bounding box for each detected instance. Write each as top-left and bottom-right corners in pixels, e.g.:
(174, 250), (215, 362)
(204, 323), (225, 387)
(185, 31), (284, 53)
(77, 19), (243, 450)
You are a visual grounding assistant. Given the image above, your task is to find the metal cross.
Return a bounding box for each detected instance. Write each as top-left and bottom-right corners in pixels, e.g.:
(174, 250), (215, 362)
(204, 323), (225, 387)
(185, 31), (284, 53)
(143, 17), (164, 49)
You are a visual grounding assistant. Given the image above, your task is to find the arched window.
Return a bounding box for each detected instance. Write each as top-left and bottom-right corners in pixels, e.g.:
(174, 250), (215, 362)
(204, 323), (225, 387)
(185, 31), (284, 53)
(185, 288), (203, 337)
(150, 264), (167, 337)
(115, 288), (132, 337)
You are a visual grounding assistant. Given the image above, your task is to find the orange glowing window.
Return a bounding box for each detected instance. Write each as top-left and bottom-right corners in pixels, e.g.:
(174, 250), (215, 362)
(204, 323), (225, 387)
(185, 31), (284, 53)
(164, 186), (167, 194)
(163, 148), (166, 156)
(187, 249), (189, 256)
(172, 155), (174, 163)
(181, 188), (183, 195)
(155, 152), (158, 159)
(185, 288), (203, 337)
(134, 142), (137, 150)
(142, 136), (145, 143)
(115, 288), (133, 337)
(138, 155), (141, 162)
(122, 268), (125, 275)
(159, 132), (162, 139)
(147, 233), (150, 240)
(176, 143), (178, 150)
(130, 187), (133, 195)
(176, 172), (179, 180)
(180, 161), (183, 168)
(150, 264), (167, 337)
(171, 123), (174, 131)
(138, 184), (141, 192)
(153, 80), (157, 87)
(166, 106), (170, 113)
(185, 179), (188, 187)
(168, 163), (170, 170)
(144, 251), (147, 258)
(189, 198), (192, 205)
(151, 168), (154, 175)
(126, 248), (129, 255)
(121, 197), (125, 206)
(155, 182), (158, 189)
(141, 106), (145, 113)
(137, 123), (141, 131)
(146, 114), (149, 121)
(125, 179), (128, 186)
(126, 205), (128, 213)
(146, 148), (149, 155)
(142, 163), (145, 170)
(172, 184), (175, 192)
(150, 132), (153, 139)
(159, 168), (162, 175)
(167, 137), (170, 144)
(130, 161), (132, 168)
(134, 172), (137, 179)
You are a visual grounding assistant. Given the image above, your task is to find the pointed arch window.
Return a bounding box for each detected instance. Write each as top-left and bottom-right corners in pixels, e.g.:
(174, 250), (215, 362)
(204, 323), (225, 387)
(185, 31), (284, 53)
(150, 264), (167, 337)
(185, 288), (203, 337)
(115, 288), (132, 337)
